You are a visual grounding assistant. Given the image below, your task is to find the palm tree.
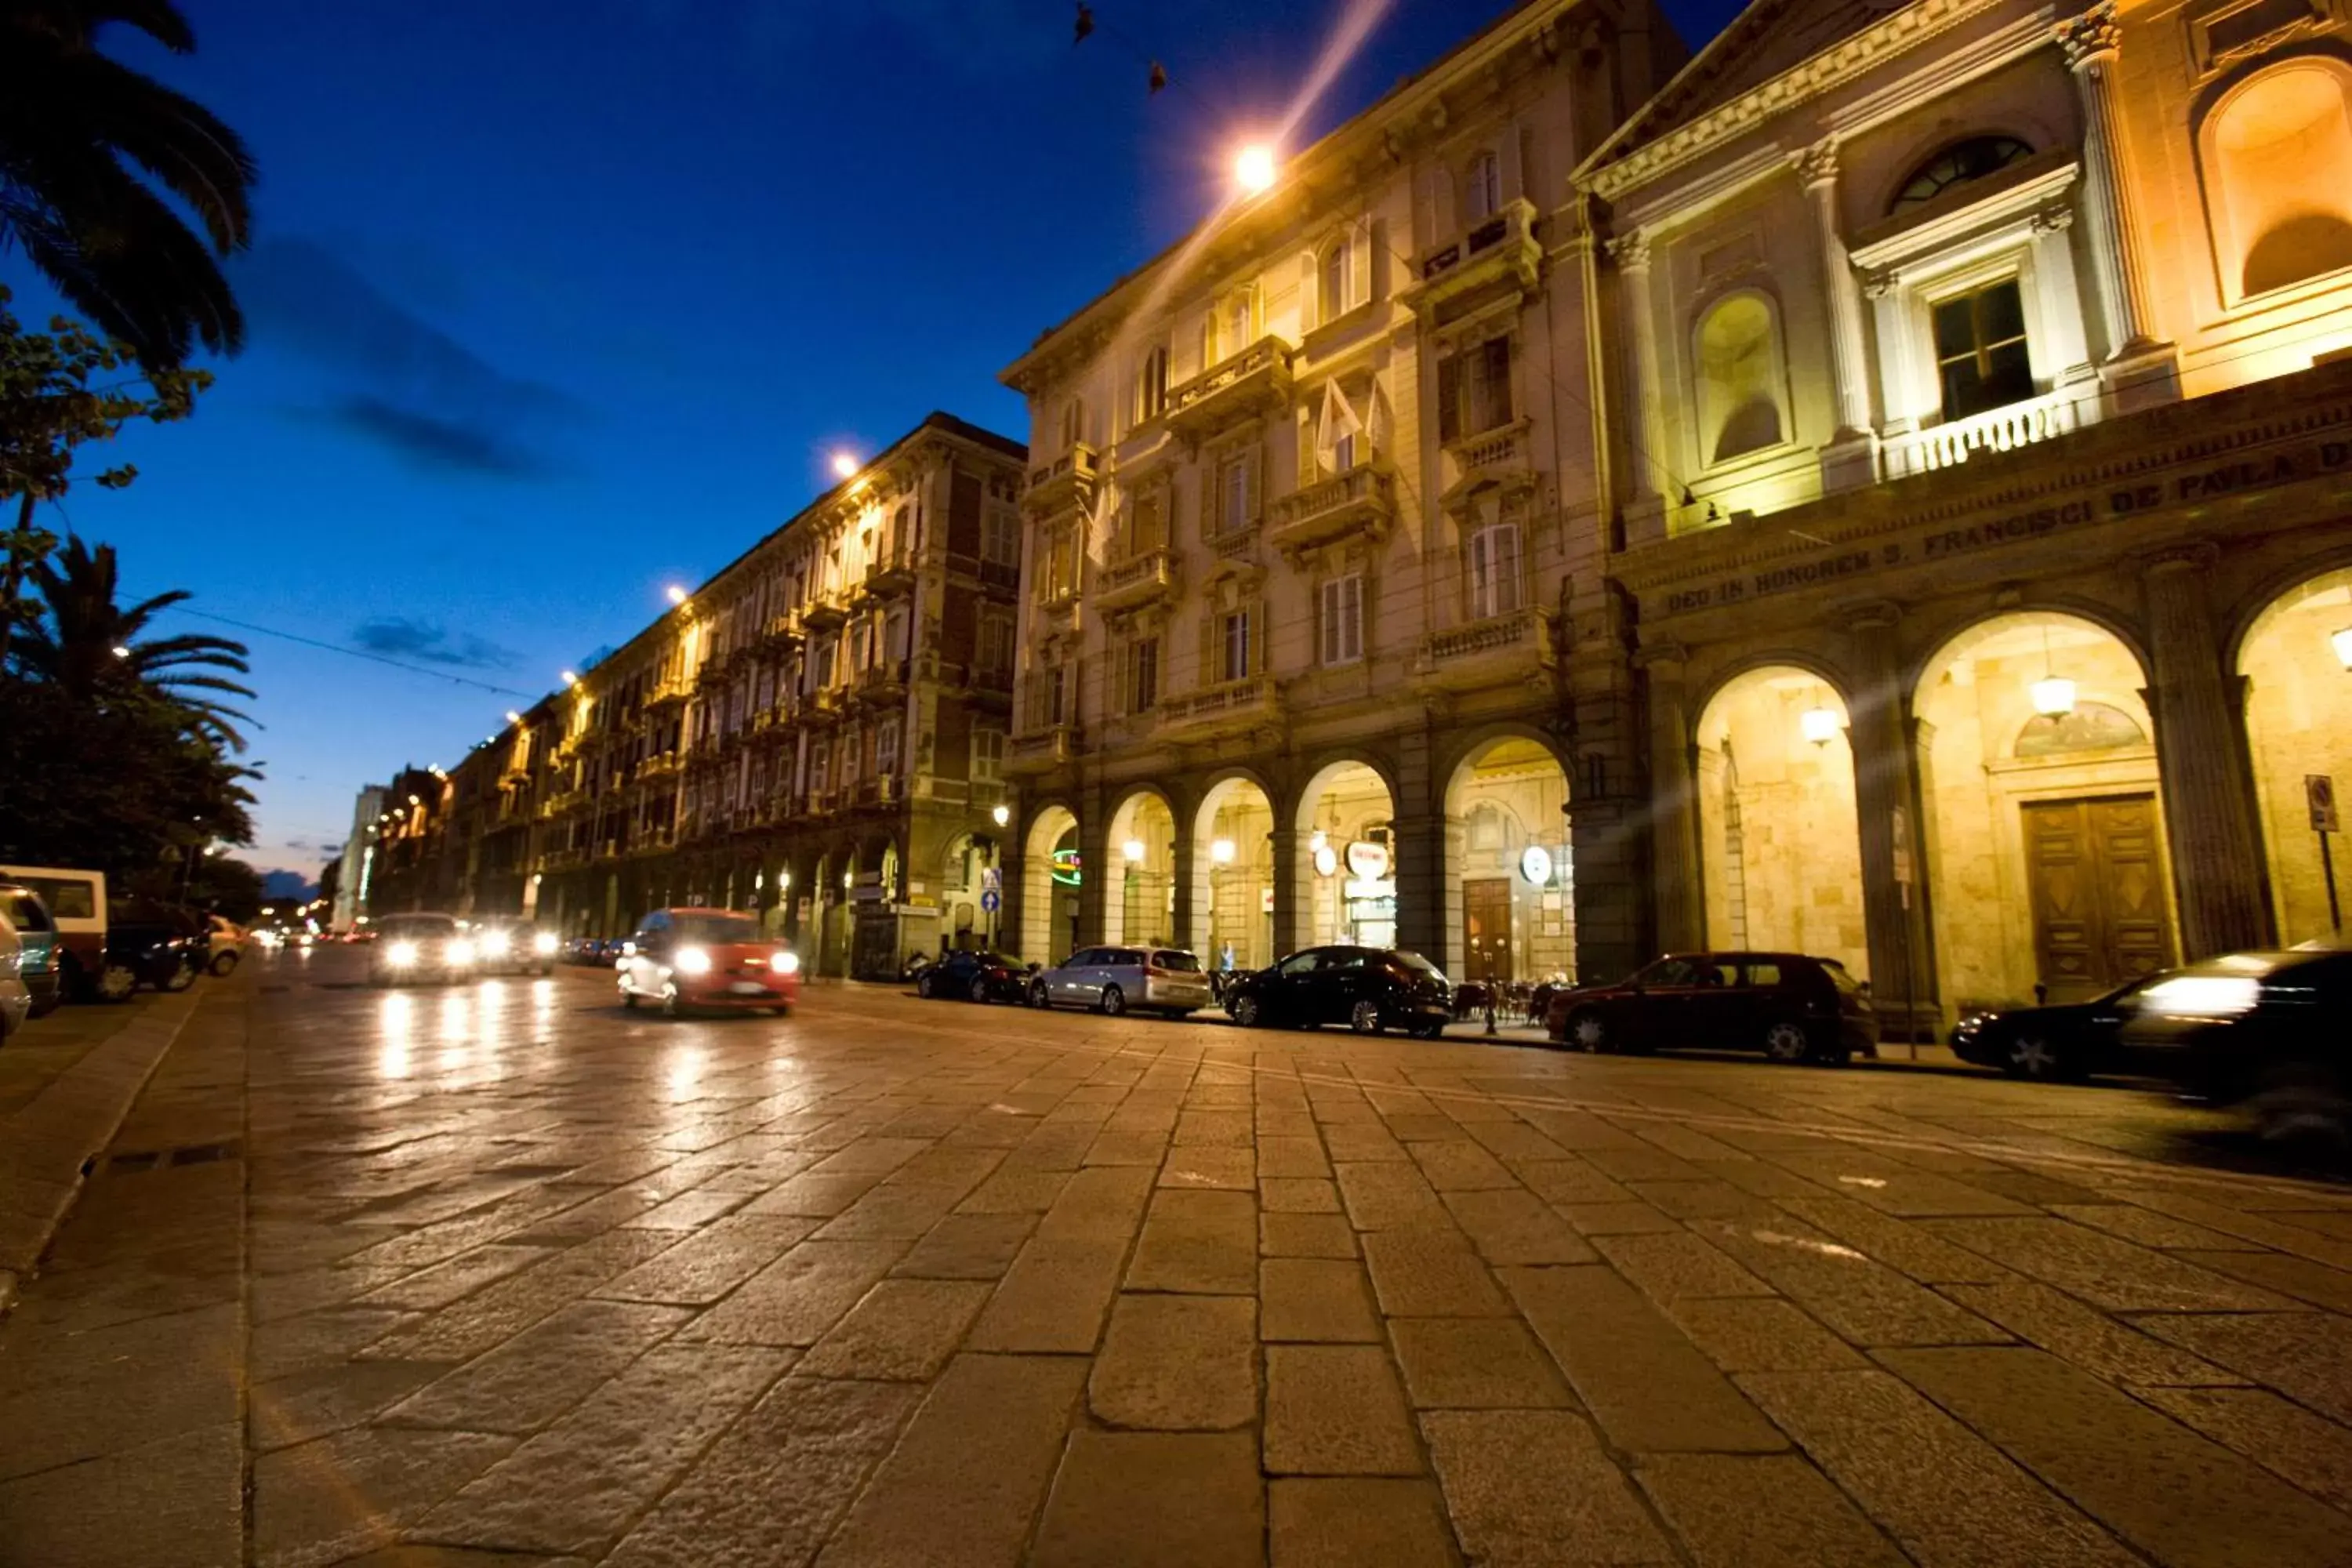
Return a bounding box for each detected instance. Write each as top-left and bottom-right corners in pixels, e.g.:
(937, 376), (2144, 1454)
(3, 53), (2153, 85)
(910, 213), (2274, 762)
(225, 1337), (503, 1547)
(0, 1), (257, 368)
(14, 535), (255, 749)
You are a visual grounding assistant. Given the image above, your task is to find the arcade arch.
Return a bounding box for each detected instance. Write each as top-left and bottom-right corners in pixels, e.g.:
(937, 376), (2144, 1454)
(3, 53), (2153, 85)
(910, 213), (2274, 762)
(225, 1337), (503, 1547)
(2239, 567), (2352, 945)
(1021, 805), (1081, 966)
(1192, 777), (1276, 970)
(1444, 737), (1574, 985)
(1106, 790), (1178, 946)
(1294, 760), (1397, 949)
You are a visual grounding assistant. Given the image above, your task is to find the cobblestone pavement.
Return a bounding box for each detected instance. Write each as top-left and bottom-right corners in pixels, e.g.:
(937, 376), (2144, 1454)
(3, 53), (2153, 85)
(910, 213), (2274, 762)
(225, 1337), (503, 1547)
(7, 949), (2352, 1567)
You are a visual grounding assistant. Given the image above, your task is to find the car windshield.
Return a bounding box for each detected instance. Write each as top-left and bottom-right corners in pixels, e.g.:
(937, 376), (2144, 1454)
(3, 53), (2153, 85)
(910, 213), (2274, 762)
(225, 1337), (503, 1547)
(673, 915), (760, 943)
(379, 916), (459, 938)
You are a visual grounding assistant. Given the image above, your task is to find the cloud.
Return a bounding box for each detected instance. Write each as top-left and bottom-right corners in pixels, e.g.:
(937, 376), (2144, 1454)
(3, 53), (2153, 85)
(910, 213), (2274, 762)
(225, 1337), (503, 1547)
(352, 615), (521, 670)
(241, 237), (582, 477)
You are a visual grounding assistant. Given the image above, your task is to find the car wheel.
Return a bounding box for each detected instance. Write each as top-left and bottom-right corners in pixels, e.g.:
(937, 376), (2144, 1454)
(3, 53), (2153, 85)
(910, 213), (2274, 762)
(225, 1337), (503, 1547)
(1762, 1019), (1812, 1063)
(1029, 982), (1051, 1009)
(771, 1006), (790, 1018)
(162, 960), (198, 993)
(917, 971), (936, 999)
(1563, 1009), (1609, 1052)
(1350, 1000), (1382, 1035)
(2252, 1058), (2352, 1162)
(209, 951), (239, 977)
(96, 961), (139, 1003)
(1100, 985), (1125, 1017)
(1232, 994), (1263, 1029)
(969, 976), (991, 1004)
(662, 985), (683, 1018)
(2004, 1034), (2071, 1082)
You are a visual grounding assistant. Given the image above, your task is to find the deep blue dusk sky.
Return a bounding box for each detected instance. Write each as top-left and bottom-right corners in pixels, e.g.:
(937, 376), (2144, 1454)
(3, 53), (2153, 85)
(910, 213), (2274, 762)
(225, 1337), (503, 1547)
(5, 0), (1740, 880)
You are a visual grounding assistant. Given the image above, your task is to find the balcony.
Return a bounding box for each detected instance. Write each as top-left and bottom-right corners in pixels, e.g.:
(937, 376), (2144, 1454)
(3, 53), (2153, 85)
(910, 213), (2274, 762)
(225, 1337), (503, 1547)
(1165, 336), (1294, 440)
(850, 775), (906, 810)
(1007, 724), (1079, 775)
(1410, 198), (1541, 314)
(1270, 466), (1396, 561)
(1880, 389), (2078, 479)
(862, 548), (917, 598)
(758, 618), (803, 657)
(855, 656), (910, 706)
(1095, 547), (1178, 613)
(801, 598), (848, 633)
(1155, 675), (1281, 746)
(1413, 607), (1556, 694)
(639, 751), (684, 782)
(1026, 443), (1098, 516)
(647, 677), (691, 712)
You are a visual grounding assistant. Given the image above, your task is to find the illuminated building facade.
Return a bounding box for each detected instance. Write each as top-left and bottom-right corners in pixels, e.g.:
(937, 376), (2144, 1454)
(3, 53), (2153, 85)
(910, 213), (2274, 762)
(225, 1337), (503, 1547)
(999, 0), (1686, 984)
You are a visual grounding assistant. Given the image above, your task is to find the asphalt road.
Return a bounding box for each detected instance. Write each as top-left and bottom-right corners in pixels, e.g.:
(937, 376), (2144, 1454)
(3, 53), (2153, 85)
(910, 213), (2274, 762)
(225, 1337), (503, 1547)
(4, 946), (2352, 1567)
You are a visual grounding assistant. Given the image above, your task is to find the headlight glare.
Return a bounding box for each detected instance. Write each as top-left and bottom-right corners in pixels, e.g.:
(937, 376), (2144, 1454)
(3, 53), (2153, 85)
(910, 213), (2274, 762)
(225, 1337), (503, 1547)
(2140, 975), (2261, 1018)
(479, 930), (511, 956)
(387, 941), (418, 967)
(533, 931), (559, 955)
(773, 950), (800, 975)
(448, 939), (477, 965)
(673, 947), (713, 976)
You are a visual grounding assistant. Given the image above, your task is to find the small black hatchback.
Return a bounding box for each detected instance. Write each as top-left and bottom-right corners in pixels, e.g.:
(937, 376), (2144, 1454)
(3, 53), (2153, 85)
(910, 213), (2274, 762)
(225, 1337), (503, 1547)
(1222, 946), (1453, 1037)
(1544, 952), (1877, 1065)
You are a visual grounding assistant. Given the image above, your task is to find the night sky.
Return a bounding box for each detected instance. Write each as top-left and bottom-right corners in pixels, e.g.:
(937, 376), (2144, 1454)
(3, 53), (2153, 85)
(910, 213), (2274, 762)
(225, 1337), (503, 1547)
(4, 0), (1741, 881)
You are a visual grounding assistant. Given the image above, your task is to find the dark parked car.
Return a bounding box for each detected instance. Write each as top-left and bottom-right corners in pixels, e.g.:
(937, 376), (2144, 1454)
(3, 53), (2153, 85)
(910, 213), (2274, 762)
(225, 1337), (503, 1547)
(96, 900), (205, 1000)
(2122, 945), (2352, 1149)
(1950, 975), (2165, 1080)
(917, 949), (1029, 1004)
(1545, 952), (1875, 1065)
(1223, 946), (1453, 1037)
(0, 883), (63, 1018)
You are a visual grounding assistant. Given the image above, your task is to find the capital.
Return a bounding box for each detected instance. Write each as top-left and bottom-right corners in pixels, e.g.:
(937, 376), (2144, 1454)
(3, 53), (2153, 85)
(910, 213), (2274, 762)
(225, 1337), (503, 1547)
(2031, 203), (2077, 235)
(1605, 230), (1652, 272)
(2142, 540), (2221, 578)
(2057, 2), (2119, 70)
(1793, 137), (1841, 190)
(1860, 267), (1897, 299)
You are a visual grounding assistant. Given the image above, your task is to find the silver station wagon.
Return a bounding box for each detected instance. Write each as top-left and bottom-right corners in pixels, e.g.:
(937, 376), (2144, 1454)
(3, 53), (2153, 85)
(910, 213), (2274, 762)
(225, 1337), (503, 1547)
(1029, 946), (1213, 1018)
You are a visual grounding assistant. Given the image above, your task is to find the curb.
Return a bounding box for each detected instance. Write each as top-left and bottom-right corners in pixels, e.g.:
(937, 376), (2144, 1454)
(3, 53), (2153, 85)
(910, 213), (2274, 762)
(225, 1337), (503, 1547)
(0, 985), (207, 1319)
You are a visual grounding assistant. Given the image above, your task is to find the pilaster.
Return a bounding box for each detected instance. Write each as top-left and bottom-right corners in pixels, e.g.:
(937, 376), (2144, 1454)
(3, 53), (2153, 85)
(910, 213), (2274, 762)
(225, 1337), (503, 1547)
(2058, 2), (2179, 407)
(1635, 641), (1704, 954)
(1846, 601), (1937, 1037)
(1608, 230), (1671, 542)
(1795, 137), (1879, 491)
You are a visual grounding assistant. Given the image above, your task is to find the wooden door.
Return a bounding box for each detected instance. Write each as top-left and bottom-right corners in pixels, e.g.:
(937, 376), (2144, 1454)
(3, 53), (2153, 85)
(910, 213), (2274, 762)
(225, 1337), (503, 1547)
(1463, 878), (1514, 985)
(2022, 795), (2175, 1000)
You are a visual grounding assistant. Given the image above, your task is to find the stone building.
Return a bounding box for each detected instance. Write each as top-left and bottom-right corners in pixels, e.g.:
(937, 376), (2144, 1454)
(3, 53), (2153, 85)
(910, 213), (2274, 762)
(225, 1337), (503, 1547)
(373, 413), (1029, 979)
(998, 0), (1686, 985)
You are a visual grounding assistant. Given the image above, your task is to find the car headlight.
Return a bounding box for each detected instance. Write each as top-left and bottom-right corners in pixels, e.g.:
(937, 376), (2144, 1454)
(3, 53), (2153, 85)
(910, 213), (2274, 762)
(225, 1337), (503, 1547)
(387, 941), (418, 967)
(448, 939), (477, 965)
(480, 931), (511, 956)
(2139, 975), (2261, 1018)
(772, 950), (800, 975)
(673, 947), (712, 976)
(533, 931), (558, 955)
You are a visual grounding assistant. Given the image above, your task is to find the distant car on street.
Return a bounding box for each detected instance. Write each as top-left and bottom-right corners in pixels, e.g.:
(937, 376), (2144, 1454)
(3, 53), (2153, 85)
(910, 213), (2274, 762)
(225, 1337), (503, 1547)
(0, 906), (29, 1045)
(100, 900), (204, 1000)
(1545, 952), (1875, 1065)
(368, 913), (474, 986)
(205, 914), (245, 976)
(916, 949), (1029, 1004)
(0, 883), (63, 1018)
(1223, 946), (1454, 1037)
(1949, 975), (2167, 1081)
(1029, 946), (1212, 1018)
(469, 916), (558, 975)
(2123, 943), (2352, 1152)
(617, 908), (798, 1016)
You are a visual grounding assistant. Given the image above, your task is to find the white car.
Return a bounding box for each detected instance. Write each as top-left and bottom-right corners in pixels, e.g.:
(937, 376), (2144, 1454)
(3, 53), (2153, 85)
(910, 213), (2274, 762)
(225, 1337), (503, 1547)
(1029, 946), (1214, 1018)
(206, 915), (245, 975)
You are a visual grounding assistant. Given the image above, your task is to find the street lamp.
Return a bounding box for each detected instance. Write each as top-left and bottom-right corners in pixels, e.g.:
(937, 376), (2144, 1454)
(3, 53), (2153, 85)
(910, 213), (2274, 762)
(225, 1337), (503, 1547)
(830, 451), (859, 480)
(1122, 838), (1147, 862)
(561, 670), (578, 686)
(1799, 705), (1840, 746)
(991, 804), (1011, 827)
(1235, 144), (1276, 195)
(666, 585), (688, 607)
(2031, 676), (2078, 717)
(1210, 838), (1236, 864)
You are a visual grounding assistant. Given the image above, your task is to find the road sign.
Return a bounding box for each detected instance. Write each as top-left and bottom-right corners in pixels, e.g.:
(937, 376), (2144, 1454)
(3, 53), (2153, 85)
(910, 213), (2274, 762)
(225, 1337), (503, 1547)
(2310, 775), (2339, 833)
(980, 888), (1000, 913)
(981, 865), (1002, 894)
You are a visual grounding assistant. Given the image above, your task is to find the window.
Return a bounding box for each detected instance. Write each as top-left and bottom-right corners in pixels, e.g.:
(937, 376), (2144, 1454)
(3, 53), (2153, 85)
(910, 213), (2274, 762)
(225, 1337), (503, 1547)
(1044, 524), (1080, 601)
(1218, 452), (1254, 536)
(1048, 665), (1068, 726)
(982, 506), (1019, 567)
(1466, 150), (1502, 223)
(1889, 136), (2034, 212)
(1127, 637), (1160, 713)
(877, 719), (901, 775)
(1319, 238), (1350, 325)
(1136, 343), (1170, 423)
(972, 727), (1005, 782)
(1694, 293), (1784, 463)
(810, 744), (830, 797)
(978, 614), (1014, 681)
(1932, 280), (2034, 419)
(1222, 292), (1252, 358)
(1468, 524), (1521, 620)
(1319, 575), (1363, 666)
(1437, 337), (1513, 443)
(1221, 608), (1253, 683)
(1127, 492), (1167, 556)
(884, 608), (909, 662)
(1059, 397), (1085, 449)
(2206, 64), (2352, 298)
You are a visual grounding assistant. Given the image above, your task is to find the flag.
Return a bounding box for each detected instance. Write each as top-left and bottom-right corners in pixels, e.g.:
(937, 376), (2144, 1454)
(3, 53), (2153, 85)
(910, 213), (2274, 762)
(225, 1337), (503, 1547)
(1315, 379), (1365, 469)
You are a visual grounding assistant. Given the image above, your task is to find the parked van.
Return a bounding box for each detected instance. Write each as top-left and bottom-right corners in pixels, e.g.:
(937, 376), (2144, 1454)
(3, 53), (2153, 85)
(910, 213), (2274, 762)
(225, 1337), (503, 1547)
(0, 866), (106, 1001)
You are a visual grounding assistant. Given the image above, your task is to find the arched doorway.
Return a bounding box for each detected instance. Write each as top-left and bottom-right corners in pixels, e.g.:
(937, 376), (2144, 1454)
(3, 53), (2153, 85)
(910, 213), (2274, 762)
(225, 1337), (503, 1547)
(1446, 737), (1574, 986)
(1192, 776), (1275, 971)
(1696, 666), (1867, 978)
(1021, 806), (1080, 965)
(1916, 612), (2173, 1009)
(938, 832), (992, 953)
(1294, 760), (1396, 949)
(1106, 791), (1177, 946)
(2241, 568), (2352, 945)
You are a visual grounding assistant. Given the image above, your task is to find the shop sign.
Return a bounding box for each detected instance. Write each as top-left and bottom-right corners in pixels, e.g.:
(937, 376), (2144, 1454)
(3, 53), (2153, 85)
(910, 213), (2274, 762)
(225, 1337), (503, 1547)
(2311, 775), (2340, 833)
(1051, 847), (1082, 887)
(1345, 840), (1390, 880)
(1660, 436), (2352, 617)
(1519, 844), (1555, 885)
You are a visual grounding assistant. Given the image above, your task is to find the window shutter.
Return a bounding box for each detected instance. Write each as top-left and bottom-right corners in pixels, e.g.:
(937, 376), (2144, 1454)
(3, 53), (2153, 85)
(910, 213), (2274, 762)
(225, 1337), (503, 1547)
(1349, 216), (1373, 310)
(1345, 575), (1363, 662)
(1299, 252), (1319, 332)
(1254, 598), (1270, 674)
(1483, 337), (1513, 428)
(1437, 355), (1462, 444)
(1319, 581), (1338, 665)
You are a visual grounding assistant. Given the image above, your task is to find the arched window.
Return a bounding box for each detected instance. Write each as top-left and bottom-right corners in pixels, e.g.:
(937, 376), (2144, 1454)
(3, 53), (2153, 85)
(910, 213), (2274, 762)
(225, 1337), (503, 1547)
(1466, 150), (1502, 223)
(1136, 343), (1169, 422)
(1693, 293), (1784, 464)
(1889, 136), (2034, 212)
(2205, 63), (2352, 297)
(1059, 397), (1085, 450)
(1319, 238), (1350, 325)
(1223, 290), (1253, 355)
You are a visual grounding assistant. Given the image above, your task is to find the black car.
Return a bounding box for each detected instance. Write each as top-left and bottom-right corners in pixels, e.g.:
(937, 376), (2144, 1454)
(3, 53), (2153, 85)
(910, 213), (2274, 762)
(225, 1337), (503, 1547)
(1950, 975), (2165, 1081)
(917, 949), (1029, 1004)
(1223, 946), (1453, 1037)
(95, 899), (204, 1001)
(2122, 945), (2352, 1148)
(1544, 951), (1876, 1065)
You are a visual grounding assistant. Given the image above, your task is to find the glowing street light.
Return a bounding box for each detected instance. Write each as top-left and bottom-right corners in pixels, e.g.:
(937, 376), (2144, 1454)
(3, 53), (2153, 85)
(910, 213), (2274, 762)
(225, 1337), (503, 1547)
(561, 670), (578, 686)
(2334, 626), (2352, 670)
(1799, 706), (1841, 746)
(830, 451), (859, 480)
(991, 804), (1011, 827)
(111, 644), (131, 659)
(2031, 676), (2078, 717)
(1122, 838), (1148, 862)
(1235, 144), (1276, 195)
(1210, 838), (1236, 865)
(666, 585), (688, 607)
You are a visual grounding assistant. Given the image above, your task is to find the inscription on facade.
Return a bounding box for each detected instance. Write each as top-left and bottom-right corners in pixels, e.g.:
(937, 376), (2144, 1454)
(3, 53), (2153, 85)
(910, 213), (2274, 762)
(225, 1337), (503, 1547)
(1661, 438), (2352, 615)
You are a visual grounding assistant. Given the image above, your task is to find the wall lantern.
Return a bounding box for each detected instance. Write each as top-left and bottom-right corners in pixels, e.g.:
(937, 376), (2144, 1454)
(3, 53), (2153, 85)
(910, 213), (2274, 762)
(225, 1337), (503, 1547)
(991, 804), (1011, 827)
(1312, 844), (1341, 878)
(1121, 837), (1147, 862)
(2332, 626), (2352, 670)
(2031, 676), (2078, 717)
(1210, 838), (1236, 864)
(1798, 705), (1841, 747)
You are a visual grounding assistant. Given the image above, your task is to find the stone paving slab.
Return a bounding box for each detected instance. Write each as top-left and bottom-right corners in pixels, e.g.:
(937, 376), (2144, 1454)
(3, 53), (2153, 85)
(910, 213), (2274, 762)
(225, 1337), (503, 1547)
(7, 958), (2352, 1565)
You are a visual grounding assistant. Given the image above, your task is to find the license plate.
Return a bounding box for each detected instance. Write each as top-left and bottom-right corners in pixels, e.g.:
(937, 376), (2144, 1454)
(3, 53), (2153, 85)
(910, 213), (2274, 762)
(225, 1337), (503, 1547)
(729, 981), (768, 996)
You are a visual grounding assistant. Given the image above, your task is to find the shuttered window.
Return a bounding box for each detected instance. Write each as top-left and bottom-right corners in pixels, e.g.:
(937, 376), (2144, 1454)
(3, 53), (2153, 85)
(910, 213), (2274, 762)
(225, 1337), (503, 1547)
(1319, 575), (1363, 666)
(1221, 609), (1253, 684)
(1437, 337), (1514, 444)
(1468, 524), (1522, 620)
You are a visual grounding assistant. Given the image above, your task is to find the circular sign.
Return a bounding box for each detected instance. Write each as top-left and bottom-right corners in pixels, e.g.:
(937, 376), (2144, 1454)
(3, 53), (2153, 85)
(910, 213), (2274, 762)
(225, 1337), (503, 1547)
(1312, 844), (1341, 878)
(1519, 844), (1555, 885)
(1345, 839), (1390, 880)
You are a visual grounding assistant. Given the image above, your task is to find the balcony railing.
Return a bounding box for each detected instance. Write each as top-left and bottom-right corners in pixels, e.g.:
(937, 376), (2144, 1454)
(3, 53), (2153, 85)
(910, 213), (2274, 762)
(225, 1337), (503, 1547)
(1414, 606), (1556, 692)
(1155, 674), (1280, 744)
(1880, 389), (2078, 479)
(855, 656), (911, 704)
(1270, 465), (1396, 560)
(862, 546), (916, 597)
(1096, 546), (1178, 612)
(1007, 724), (1078, 773)
(1165, 336), (1295, 439)
(1446, 419), (1530, 476)
(1411, 198), (1540, 310)
(1026, 443), (1098, 515)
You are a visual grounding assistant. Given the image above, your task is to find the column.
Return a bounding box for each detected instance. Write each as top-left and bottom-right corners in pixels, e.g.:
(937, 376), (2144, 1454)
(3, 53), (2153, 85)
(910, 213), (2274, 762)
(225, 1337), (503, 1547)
(1076, 789), (1109, 949)
(1846, 603), (1936, 1038)
(1795, 139), (1875, 446)
(1636, 643), (1704, 953)
(1606, 230), (1671, 537)
(2058, 3), (2164, 362)
(2027, 206), (2097, 388)
(1269, 826), (1305, 957)
(2142, 545), (2270, 956)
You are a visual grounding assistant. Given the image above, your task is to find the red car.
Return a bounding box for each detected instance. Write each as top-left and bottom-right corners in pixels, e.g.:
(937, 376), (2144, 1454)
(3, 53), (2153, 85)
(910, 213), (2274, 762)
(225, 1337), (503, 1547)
(617, 907), (800, 1017)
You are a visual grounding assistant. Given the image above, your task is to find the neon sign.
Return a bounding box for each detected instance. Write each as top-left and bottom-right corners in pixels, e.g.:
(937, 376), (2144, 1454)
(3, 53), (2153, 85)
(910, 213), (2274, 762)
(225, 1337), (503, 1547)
(1051, 848), (1083, 887)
